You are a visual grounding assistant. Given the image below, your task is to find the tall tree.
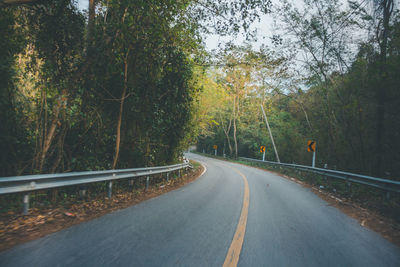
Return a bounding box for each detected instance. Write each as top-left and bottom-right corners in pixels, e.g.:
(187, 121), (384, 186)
(373, 0), (394, 176)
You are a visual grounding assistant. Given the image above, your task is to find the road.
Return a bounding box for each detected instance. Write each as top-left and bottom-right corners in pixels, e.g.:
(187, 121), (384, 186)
(1, 153), (399, 266)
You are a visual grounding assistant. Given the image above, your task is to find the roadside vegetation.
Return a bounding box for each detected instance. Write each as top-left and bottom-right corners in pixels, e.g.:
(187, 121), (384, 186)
(0, 0), (273, 177)
(195, 0), (400, 180)
(1, 0), (398, 228)
(2, 1), (398, 178)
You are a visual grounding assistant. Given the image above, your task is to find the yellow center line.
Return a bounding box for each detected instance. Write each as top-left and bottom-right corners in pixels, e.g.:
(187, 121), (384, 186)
(222, 167), (250, 267)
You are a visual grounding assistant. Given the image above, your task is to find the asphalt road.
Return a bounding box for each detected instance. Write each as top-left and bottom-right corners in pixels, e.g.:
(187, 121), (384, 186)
(1, 153), (399, 266)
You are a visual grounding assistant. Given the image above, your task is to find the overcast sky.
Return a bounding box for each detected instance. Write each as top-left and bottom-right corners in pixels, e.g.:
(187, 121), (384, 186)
(76, 0), (277, 51)
(75, 0), (400, 52)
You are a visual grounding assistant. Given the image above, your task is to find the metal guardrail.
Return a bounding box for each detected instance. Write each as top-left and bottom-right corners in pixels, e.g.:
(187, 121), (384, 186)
(0, 160), (191, 214)
(239, 157), (400, 193)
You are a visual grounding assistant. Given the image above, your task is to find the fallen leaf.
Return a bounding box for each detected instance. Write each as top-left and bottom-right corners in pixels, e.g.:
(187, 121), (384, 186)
(64, 212), (76, 217)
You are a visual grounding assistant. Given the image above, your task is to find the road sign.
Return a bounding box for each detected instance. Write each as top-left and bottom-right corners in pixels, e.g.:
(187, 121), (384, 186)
(260, 145), (266, 161)
(213, 145), (217, 149)
(307, 140), (316, 152)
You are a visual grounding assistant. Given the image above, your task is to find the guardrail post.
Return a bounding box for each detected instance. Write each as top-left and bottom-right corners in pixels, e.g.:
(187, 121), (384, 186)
(386, 191), (391, 201)
(108, 181), (112, 198)
(146, 176), (150, 191)
(166, 172), (170, 182)
(79, 187), (87, 198)
(346, 181), (351, 194)
(23, 193), (29, 215)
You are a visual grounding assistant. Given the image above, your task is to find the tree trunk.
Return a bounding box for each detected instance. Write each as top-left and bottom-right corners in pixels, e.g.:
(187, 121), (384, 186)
(88, 0), (95, 38)
(71, 0), (96, 82)
(87, 0), (96, 53)
(225, 126), (233, 156)
(233, 96), (238, 159)
(112, 50), (129, 169)
(38, 90), (68, 172)
(219, 113), (233, 156)
(375, 0), (393, 176)
(260, 104), (280, 163)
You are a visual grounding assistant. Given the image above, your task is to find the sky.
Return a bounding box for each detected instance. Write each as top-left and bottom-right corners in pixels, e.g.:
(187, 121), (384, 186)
(75, 0), (277, 51)
(75, 0), (400, 53)
(204, 13), (275, 51)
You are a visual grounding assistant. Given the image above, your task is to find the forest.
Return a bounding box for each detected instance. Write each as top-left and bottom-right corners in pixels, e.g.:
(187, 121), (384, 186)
(0, 0), (399, 180)
(196, 0), (400, 179)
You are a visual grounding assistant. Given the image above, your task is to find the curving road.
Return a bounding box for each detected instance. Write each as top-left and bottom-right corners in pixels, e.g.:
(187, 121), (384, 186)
(1, 153), (399, 266)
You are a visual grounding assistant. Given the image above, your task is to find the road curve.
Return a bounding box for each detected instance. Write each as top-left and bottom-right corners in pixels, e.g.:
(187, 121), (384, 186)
(1, 153), (399, 266)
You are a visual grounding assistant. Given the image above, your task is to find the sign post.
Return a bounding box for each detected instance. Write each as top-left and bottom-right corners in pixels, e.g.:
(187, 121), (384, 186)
(260, 146), (266, 161)
(312, 150), (316, 168)
(213, 145), (217, 156)
(307, 140), (316, 167)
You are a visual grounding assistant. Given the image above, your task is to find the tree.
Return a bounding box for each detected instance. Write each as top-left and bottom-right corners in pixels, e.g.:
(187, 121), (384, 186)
(0, 0), (203, 175)
(372, 0), (395, 176)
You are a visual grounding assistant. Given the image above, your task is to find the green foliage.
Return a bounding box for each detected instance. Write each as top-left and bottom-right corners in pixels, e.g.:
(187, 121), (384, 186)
(0, 7), (26, 176)
(0, 0), (207, 175)
(195, 16), (400, 179)
(188, 0), (272, 40)
(1, 0), (399, 182)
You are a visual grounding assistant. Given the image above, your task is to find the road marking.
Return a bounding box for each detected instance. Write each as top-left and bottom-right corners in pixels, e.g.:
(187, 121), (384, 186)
(199, 163), (207, 177)
(223, 167), (250, 267)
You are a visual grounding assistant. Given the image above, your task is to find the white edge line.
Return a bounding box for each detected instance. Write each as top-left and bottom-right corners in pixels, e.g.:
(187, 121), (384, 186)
(199, 162), (207, 177)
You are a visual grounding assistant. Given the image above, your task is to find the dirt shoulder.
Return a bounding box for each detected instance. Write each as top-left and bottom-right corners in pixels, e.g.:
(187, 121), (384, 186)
(0, 161), (204, 252)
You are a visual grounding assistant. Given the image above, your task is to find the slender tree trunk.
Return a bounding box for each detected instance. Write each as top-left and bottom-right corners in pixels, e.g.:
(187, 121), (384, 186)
(86, 0), (96, 55)
(299, 102), (312, 131)
(50, 129), (64, 173)
(219, 113), (233, 156)
(233, 96), (238, 159)
(260, 104), (280, 163)
(112, 50), (129, 169)
(88, 0), (96, 43)
(225, 125), (233, 156)
(32, 87), (44, 171)
(38, 90), (68, 172)
(71, 0), (96, 82)
(375, 0), (393, 176)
